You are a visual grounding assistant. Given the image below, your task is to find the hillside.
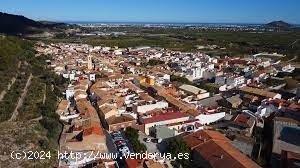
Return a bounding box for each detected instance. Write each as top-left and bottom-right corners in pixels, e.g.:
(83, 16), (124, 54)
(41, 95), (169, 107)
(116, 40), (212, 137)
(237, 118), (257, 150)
(266, 21), (292, 29)
(0, 12), (68, 35)
(0, 36), (65, 167)
(0, 12), (45, 35)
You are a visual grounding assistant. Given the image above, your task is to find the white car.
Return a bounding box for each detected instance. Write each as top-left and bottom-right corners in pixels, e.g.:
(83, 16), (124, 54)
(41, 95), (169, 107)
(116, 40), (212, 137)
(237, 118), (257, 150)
(113, 136), (124, 142)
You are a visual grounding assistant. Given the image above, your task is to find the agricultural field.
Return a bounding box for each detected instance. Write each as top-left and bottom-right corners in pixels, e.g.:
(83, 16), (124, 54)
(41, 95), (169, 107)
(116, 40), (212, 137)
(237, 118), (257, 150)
(37, 27), (300, 62)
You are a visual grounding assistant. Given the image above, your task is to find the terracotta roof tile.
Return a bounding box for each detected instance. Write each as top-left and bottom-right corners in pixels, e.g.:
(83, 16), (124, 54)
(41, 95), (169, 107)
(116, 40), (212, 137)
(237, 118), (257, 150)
(183, 130), (260, 168)
(107, 115), (135, 125)
(125, 158), (143, 168)
(234, 114), (250, 126)
(141, 112), (189, 124)
(183, 130), (229, 150)
(56, 100), (69, 113)
(194, 140), (245, 168)
(240, 86), (278, 98)
(83, 126), (103, 136)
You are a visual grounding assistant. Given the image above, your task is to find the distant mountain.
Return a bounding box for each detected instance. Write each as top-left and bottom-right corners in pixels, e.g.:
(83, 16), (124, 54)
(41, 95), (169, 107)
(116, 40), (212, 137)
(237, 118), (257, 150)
(0, 12), (44, 35)
(0, 12), (68, 35)
(266, 21), (292, 29)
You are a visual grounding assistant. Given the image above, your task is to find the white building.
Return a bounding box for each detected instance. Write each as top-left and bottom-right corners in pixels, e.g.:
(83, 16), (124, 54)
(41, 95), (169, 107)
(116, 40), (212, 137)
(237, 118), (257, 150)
(114, 49), (123, 55)
(256, 100), (278, 118)
(66, 86), (75, 100)
(215, 75), (245, 88)
(179, 84), (210, 100)
(89, 73), (96, 81)
(69, 73), (75, 81)
(196, 112), (226, 125)
(141, 112), (190, 135)
(227, 76), (245, 87)
(163, 74), (171, 82)
(199, 68), (215, 80)
(186, 67), (215, 81)
(87, 55), (93, 70)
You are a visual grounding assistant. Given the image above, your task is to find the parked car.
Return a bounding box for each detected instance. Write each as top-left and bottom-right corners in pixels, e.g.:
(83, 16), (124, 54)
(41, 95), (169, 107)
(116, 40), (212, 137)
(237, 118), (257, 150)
(115, 140), (126, 147)
(152, 138), (162, 143)
(113, 136), (124, 141)
(144, 137), (151, 143)
(117, 144), (127, 149)
(112, 131), (122, 138)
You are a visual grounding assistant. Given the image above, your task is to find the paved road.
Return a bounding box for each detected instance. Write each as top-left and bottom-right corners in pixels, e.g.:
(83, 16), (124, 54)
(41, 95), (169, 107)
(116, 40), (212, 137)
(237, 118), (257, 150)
(138, 132), (160, 153)
(106, 131), (118, 154)
(9, 74), (33, 122)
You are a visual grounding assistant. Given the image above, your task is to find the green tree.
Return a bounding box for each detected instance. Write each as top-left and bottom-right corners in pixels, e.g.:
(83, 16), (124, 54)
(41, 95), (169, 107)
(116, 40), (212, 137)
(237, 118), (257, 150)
(124, 127), (147, 153)
(166, 137), (191, 168)
(124, 127), (139, 139)
(170, 75), (193, 85)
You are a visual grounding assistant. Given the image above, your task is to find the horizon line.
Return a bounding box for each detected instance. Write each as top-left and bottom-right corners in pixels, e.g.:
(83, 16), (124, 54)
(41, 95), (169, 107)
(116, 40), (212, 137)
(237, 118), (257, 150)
(1, 11), (300, 25)
(42, 20), (300, 25)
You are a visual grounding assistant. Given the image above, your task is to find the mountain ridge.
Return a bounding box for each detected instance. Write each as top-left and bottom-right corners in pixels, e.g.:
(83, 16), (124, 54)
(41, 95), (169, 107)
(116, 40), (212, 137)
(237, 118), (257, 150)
(266, 20), (292, 29)
(0, 12), (67, 35)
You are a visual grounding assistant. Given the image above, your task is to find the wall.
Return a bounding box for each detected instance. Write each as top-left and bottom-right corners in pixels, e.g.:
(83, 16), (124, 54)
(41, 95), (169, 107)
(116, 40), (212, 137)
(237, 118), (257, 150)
(109, 120), (136, 132)
(103, 109), (117, 119)
(197, 92), (210, 100)
(231, 140), (254, 157)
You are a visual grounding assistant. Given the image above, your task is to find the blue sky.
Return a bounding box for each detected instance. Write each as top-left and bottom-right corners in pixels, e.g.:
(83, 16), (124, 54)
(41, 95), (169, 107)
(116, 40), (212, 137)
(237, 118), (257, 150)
(1, 0), (300, 23)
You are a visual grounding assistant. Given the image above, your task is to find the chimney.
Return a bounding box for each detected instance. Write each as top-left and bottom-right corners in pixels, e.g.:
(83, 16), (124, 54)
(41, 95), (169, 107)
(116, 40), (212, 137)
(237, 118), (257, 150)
(220, 154), (224, 159)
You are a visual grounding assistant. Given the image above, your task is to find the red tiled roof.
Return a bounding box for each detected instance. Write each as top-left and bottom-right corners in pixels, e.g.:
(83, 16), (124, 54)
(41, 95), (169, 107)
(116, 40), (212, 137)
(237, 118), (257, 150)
(194, 140), (253, 168)
(125, 158), (143, 168)
(75, 99), (105, 135)
(282, 150), (300, 168)
(240, 86), (278, 98)
(228, 59), (248, 65)
(76, 99), (96, 116)
(183, 130), (261, 168)
(183, 130), (229, 150)
(288, 103), (300, 112)
(83, 126), (103, 136)
(167, 119), (200, 127)
(141, 112), (188, 124)
(234, 114), (250, 126)
(107, 115), (135, 125)
(269, 99), (289, 107)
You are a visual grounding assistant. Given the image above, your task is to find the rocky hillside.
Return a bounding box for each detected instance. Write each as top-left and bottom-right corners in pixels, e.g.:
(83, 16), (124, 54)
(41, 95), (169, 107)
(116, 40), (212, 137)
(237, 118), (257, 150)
(0, 36), (65, 167)
(266, 21), (292, 29)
